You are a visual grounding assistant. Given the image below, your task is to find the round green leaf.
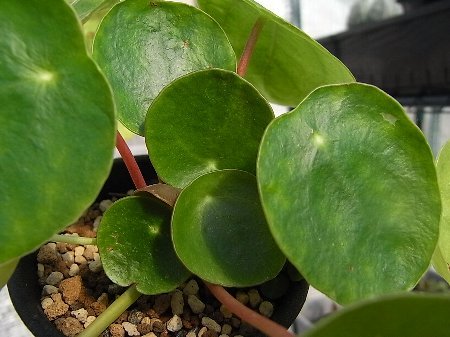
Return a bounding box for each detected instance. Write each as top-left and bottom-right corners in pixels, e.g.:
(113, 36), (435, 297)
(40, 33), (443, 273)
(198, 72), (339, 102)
(432, 141), (450, 284)
(146, 69), (274, 188)
(303, 293), (450, 337)
(93, 0), (236, 135)
(0, 0), (115, 264)
(172, 170), (285, 287)
(0, 258), (19, 289)
(97, 196), (190, 295)
(197, 0), (354, 106)
(258, 83), (440, 304)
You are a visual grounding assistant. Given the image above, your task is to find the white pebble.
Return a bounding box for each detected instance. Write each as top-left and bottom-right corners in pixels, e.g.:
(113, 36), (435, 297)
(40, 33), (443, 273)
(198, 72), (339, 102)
(219, 335), (229, 337)
(41, 297), (54, 309)
(37, 264), (45, 278)
(93, 253), (100, 261)
(93, 216), (102, 231)
(42, 285), (59, 295)
(62, 252), (75, 266)
(167, 315), (183, 332)
(71, 308), (88, 323)
(248, 289), (261, 308)
(46, 272), (63, 285)
(122, 322), (140, 336)
(75, 255), (87, 265)
(74, 246), (85, 257)
(84, 316), (96, 328)
(171, 290), (184, 315)
(198, 327), (208, 337)
(259, 301), (274, 317)
(188, 294), (205, 314)
(183, 279), (199, 295)
(141, 317), (151, 325)
(69, 264), (80, 276)
(186, 330), (197, 337)
(99, 199), (113, 212)
(89, 260), (103, 272)
(202, 317), (221, 333)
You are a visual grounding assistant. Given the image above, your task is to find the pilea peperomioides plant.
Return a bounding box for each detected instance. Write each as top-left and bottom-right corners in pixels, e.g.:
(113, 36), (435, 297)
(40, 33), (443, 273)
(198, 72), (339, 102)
(1, 0), (450, 336)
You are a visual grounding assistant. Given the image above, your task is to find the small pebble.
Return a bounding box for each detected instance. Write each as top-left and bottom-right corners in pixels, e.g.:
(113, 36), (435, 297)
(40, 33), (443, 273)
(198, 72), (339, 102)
(230, 317), (241, 329)
(93, 216), (102, 231)
(62, 252), (75, 266)
(75, 255), (87, 265)
(109, 324), (125, 337)
(41, 297), (54, 310)
(203, 330), (218, 337)
(137, 322), (153, 335)
(37, 263), (45, 278)
(55, 317), (83, 337)
(69, 264), (79, 276)
(201, 317), (221, 333)
(98, 293), (109, 306)
(56, 242), (68, 254)
(141, 317), (151, 325)
(71, 308), (88, 323)
(128, 309), (144, 325)
(42, 285), (59, 295)
(219, 305), (232, 319)
(221, 324), (232, 335)
(183, 279), (199, 295)
(198, 327), (208, 337)
(84, 316), (96, 328)
(171, 290), (185, 315)
(258, 301), (274, 317)
(93, 252), (101, 261)
(248, 289), (261, 308)
(84, 245), (97, 260)
(235, 291), (249, 305)
(37, 244), (59, 264)
(99, 199), (114, 212)
(142, 333), (158, 337)
(44, 293), (69, 320)
(219, 335), (229, 337)
(151, 319), (165, 333)
(46, 271), (64, 286)
(74, 246), (85, 257)
(188, 295), (205, 314)
(122, 322), (140, 336)
(167, 315), (183, 332)
(88, 259), (103, 272)
(186, 330), (197, 337)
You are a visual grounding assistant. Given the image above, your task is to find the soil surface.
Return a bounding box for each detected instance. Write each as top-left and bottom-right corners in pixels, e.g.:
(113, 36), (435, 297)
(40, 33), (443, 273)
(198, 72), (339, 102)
(37, 196), (284, 337)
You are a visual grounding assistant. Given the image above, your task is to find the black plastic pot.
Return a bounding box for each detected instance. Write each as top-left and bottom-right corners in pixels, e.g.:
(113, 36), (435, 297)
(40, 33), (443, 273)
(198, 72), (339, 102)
(8, 156), (309, 337)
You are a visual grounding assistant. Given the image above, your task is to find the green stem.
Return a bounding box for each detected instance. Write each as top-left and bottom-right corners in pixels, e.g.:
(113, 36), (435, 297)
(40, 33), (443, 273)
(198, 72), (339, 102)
(204, 282), (294, 337)
(78, 284), (141, 337)
(49, 234), (96, 246)
(237, 17), (267, 77)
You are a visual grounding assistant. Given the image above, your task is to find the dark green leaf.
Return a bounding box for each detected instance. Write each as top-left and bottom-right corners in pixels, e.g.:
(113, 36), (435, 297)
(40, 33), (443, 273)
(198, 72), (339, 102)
(97, 196), (190, 294)
(93, 0), (236, 135)
(172, 170), (285, 287)
(0, 0), (115, 264)
(432, 141), (450, 284)
(258, 83), (440, 304)
(197, 0), (354, 106)
(145, 69), (273, 188)
(302, 293), (450, 337)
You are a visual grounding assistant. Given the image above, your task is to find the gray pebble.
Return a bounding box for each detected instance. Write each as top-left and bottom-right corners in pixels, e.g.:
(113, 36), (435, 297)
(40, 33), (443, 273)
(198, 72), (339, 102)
(188, 294), (205, 314)
(46, 272), (63, 286)
(202, 317), (221, 333)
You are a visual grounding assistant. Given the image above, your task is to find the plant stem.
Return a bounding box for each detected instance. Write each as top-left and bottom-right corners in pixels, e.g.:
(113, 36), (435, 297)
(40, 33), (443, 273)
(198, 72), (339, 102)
(49, 234), (96, 246)
(237, 17), (266, 77)
(78, 284), (141, 337)
(115, 131), (147, 189)
(204, 282), (294, 337)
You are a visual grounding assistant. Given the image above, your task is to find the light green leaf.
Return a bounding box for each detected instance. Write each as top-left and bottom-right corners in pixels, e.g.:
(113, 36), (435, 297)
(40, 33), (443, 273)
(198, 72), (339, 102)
(258, 83), (440, 304)
(0, 259), (19, 289)
(66, 0), (115, 22)
(197, 0), (354, 106)
(145, 69), (273, 188)
(172, 170), (285, 287)
(97, 196), (190, 295)
(432, 141), (450, 284)
(0, 0), (115, 264)
(94, 0), (236, 135)
(302, 293), (450, 337)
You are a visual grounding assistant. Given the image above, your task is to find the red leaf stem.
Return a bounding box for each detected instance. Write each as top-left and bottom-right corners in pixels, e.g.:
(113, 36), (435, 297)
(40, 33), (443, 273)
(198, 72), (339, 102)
(115, 131), (147, 189)
(204, 282), (294, 337)
(237, 17), (266, 77)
